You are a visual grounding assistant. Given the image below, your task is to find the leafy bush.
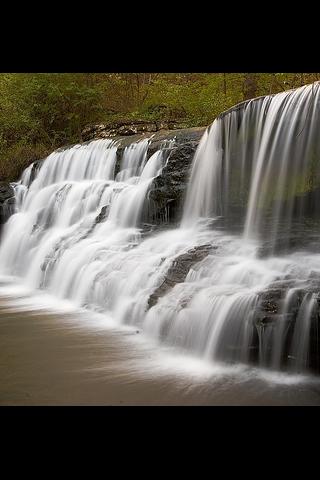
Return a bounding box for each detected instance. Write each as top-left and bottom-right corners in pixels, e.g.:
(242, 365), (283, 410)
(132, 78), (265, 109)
(1, 73), (319, 181)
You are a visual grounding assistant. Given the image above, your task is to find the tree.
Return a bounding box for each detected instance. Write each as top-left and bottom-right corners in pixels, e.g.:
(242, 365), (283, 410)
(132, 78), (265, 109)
(242, 74), (258, 100)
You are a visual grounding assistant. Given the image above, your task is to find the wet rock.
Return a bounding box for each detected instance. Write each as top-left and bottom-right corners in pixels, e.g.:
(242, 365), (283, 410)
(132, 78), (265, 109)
(143, 128), (205, 224)
(29, 160), (44, 186)
(148, 244), (216, 308)
(255, 312), (294, 327)
(146, 143), (198, 223)
(257, 288), (285, 314)
(0, 182), (14, 203)
(0, 182), (15, 229)
(254, 285), (304, 324)
(106, 127), (204, 224)
(250, 283), (320, 372)
(95, 205), (110, 224)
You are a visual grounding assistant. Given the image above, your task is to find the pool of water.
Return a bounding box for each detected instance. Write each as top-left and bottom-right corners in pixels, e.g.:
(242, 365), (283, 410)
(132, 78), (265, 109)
(1, 280), (320, 405)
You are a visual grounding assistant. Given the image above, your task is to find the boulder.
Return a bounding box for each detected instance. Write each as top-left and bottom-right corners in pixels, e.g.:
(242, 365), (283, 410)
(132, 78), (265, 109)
(95, 205), (110, 224)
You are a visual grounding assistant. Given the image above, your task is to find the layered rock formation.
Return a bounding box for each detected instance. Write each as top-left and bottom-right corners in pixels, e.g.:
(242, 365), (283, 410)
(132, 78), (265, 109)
(81, 119), (189, 141)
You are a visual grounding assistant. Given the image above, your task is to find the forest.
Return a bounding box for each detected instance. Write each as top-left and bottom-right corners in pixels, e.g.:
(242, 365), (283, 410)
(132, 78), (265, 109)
(1, 72), (320, 181)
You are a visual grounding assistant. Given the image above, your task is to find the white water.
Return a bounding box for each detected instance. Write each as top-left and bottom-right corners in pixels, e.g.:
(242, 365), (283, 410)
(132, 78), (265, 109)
(1, 83), (320, 375)
(182, 123), (224, 225)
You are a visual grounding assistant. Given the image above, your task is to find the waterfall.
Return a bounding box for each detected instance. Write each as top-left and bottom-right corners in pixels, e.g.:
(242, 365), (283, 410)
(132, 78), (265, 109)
(1, 83), (320, 375)
(182, 83), (320, 246)
(289, 293), (317, 372)
(0, 138), (167, 282)
(182, 123), (224, 225)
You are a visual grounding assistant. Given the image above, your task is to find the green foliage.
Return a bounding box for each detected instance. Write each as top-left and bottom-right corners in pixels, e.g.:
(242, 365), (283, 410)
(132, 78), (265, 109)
(0, 73), (320, 181)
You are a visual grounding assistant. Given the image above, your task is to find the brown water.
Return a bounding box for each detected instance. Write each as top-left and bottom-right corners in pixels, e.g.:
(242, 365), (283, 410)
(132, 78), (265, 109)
(1, 282), (320, 406)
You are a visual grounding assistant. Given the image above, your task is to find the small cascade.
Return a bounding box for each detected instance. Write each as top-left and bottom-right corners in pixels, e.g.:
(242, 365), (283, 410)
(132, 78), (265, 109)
(182, 123), (224, 225)
(0, 138), (168, 284)
(270, 288), (297, 370)
(108, 150), (164, 228)
(116, 138), (149, 182)
(289, 293), (317, 372)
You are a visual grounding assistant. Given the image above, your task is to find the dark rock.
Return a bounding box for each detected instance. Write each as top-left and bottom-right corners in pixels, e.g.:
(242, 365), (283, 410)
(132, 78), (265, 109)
(0, 182), (15, 228)
(146, 143), (197, 223)
(257, 288), (285, 314)
(95, 205), (110, 224)
(104, 127), (205, 224)
(0, 182), (14, 204)
(145, 128), (205, 224)
(254, 312), (294, 327)
(249, 283), (320, 372)
(29, 160), (44, 186)
(148, 244), (216, 308)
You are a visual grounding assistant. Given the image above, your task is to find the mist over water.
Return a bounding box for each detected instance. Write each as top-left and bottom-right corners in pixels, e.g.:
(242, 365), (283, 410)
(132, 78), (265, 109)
(1, 83), (320, 382)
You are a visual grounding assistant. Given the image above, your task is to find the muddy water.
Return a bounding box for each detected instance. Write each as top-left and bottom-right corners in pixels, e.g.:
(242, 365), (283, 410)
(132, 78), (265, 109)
(1, 281), (320, 406)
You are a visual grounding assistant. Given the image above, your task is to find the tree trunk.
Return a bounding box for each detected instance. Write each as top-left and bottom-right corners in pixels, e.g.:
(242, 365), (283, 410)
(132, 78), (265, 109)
(223, 73), (227, 95)
(243, 74), (258, 100)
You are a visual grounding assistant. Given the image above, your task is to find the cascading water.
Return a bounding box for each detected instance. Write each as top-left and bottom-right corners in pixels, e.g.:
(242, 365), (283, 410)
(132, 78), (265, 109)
(1, 82), (320, 375)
